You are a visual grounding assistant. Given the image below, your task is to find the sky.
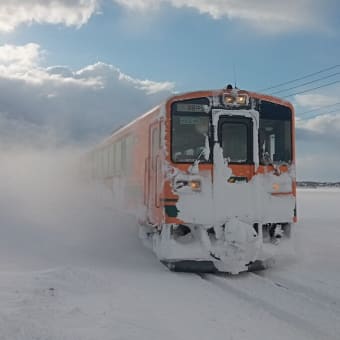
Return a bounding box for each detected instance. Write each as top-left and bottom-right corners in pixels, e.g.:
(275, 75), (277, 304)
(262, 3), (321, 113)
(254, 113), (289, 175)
(0, 0), (339, 181)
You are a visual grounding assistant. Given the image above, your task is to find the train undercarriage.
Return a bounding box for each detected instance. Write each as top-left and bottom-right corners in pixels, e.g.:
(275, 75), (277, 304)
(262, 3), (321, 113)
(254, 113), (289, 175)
(139, 221), (292, 274)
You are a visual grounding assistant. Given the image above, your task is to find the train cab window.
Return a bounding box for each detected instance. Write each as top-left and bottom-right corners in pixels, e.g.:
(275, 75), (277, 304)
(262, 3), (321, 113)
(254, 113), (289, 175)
(172, 114), (210, 163)
(171, 97), (211, 163)
(259, 102), (292, 164)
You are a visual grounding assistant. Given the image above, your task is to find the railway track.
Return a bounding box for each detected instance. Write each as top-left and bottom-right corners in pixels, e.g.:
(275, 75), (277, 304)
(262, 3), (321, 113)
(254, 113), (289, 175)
(197, 271), (340, 340)
(254, 271), (340, 312)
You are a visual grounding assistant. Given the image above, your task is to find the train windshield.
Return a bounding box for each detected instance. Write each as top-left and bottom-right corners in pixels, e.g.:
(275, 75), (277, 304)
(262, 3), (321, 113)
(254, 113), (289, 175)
(259, 102), (292, 164)
(171, 113), (210, 163)
(171, 98), (211, 163)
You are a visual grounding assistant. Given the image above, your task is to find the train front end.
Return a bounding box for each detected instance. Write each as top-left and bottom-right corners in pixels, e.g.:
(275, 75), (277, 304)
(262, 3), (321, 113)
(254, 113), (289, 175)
(153, 88), (296, 274)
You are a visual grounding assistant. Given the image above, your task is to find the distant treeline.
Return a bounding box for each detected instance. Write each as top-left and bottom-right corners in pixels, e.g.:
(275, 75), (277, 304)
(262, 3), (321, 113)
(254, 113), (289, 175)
(297, 181), (340, 188)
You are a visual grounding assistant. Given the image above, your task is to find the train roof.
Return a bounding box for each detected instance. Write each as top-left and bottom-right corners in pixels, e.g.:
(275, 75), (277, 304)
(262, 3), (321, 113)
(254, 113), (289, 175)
(165, 88), (293, 109)
(93, 87), (294, 150)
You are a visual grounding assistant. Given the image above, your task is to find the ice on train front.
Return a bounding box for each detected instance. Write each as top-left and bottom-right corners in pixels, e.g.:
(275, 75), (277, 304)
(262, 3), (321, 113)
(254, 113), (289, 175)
(145, 87), (296, 274)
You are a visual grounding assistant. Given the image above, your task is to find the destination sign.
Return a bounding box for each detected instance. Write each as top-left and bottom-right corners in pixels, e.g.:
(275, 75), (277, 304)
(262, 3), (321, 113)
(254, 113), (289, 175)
(176, 103), (205, 112)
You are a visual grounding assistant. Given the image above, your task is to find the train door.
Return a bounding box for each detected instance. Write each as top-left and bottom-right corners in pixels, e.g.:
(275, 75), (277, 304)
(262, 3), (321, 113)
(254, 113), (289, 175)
(212, 110), (258, 222)
(217, 115), (255, 181)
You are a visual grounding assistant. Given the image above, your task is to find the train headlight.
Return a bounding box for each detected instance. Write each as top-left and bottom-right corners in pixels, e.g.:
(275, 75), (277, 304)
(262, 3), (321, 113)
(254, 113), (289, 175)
(272, 183), (280, 191)
(190, 180), (201, 191)
(175, 179), (201, 192)
(224, 95), (234, 104)
(236, 94), (248, 105)
(269, 180), (292, 194)
(223, 94), (248, 106)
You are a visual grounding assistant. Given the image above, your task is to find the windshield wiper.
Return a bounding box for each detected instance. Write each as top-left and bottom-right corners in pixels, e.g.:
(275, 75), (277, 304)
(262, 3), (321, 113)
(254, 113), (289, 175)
(188, 134), (210, 175)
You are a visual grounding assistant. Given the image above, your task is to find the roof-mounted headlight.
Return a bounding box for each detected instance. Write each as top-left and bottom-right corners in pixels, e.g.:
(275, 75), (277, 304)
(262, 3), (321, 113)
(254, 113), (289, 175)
(224, 95), (235, 104)
(223, 93), (248, 106)
(236, 94), (248, 105)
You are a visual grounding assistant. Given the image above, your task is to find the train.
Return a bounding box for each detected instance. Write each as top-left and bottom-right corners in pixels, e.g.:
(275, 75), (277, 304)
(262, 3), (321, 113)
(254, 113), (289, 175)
(83, 85), (296, 274)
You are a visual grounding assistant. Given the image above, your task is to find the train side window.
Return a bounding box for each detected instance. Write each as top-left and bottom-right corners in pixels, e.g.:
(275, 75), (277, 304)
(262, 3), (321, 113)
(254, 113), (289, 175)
(106, 147), (110, 177)
(98, 151), (102, 178)
(125, 135), (134, 176)
(121, 138), (127, 174)
(94, 151), (99, 178)
(105, 146), (108, 177)
(107, 146), (112, 177)
(111, 143), (115, 176)
(103, 149), (106, 177)
(115, 140), (121, 175)
(113, 142), (117, 175)
(97, 150), (101, 177)
(97, 149), (101, 178)
(151, 125), (160, 169)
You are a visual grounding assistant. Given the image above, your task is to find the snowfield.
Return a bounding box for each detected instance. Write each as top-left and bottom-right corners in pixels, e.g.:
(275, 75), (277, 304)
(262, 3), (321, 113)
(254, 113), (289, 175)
(0, 152), (339, 340)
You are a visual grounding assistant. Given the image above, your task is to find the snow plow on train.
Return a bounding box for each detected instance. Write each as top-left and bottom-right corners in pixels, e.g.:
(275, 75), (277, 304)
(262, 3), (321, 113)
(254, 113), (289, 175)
(84, 85), (296, 274)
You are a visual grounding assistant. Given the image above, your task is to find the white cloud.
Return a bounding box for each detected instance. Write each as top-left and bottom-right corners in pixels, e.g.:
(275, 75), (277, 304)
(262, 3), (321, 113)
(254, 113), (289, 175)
(114, 0), (159, 11)
(296, 87), (340, 141)
(113, 0), (327, 33)
(294, 93), (340, 110)
(119, 72), (174, 94)
(297, 113), (340, 135)
(0, 0), (98, 32)
(0, 43), (174, 144)
(296, 111), (340, 180)
(0, 44), (101, 87)
(0, 0), (329, 34)
(0, 43), (41, 66)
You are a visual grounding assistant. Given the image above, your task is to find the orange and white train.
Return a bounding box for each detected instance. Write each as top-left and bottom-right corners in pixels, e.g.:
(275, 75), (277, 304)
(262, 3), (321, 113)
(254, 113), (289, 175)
(85, 86), (296, 274)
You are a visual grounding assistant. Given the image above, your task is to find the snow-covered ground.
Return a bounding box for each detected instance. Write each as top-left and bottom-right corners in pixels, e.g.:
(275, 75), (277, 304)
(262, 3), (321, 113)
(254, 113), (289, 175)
(0, 150), (339, 340)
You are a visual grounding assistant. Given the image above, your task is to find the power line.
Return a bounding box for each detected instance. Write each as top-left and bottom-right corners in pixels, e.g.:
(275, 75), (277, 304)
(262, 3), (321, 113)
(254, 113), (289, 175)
(298, 102), (340, 115)
(258, 64), (339, 92)
(269, 72), (340, 95)
(282, 80), (340, 98)
(307, 108), (340, 119)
